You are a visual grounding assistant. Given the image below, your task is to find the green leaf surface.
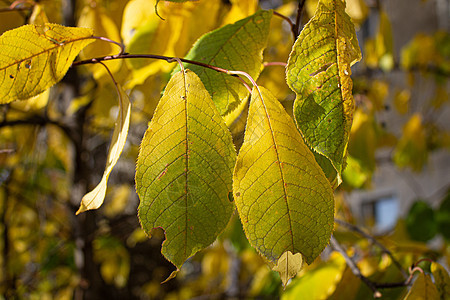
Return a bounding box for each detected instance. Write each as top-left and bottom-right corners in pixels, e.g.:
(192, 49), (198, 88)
(0, 23), (93, 104)
(178, 10), (272, 115)
(135, 70), (236, 272)
(233, 86), (334, 269)
(286, 0), (361, 183)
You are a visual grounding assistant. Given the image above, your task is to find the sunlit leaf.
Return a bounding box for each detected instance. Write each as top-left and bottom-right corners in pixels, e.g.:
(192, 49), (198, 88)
(282, 253), (346, 300)
(431, 262), (450, 300)
(179, 10), (272, 115)
(78, 5), (122, 80)
(404, 272), (439, 300)
(76, 83), (131, 214)
(135, 70), (236, 274)
(286, 0), (361, 184)
(0, 23), (93, 104)
(233, 87), (334, 271)
(222, 0), (258, 25)
(272, 251), (303, 287)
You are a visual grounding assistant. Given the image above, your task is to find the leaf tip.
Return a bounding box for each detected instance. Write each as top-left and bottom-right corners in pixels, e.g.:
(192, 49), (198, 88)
(161, 269), (179, 284)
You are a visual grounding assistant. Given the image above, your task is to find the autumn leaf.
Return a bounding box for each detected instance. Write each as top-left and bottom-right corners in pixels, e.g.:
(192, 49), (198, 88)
(135, 70), (236, 276)
(178, 10), (272, 115)
(431, 262), (450, 300)
(0, 23), (93, 104)
(77, 4), (122, 80)
(393, 113), (428, 171)
(76, 83), (131, 214)
(233, 87), (334, 281)
(286, 0), (361, 186)
(404, 272), (439, 300)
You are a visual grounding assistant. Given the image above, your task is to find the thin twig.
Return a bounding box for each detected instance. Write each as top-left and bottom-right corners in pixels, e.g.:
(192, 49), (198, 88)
(273, 11), (296, 40)
(335, 218), (408, 279)
(330, 236), (383, 298)
(72, 54), (231, 74)
(91, 36), (125, 56)
(0, 6), (31, 13)
(293, 0), (306, 38)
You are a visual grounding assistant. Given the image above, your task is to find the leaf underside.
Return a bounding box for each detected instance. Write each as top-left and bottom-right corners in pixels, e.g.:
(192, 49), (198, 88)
(135, 70), (236, 270)
(179, 9), (272, 115)
(0, 23), (93, 104)
(77, 84), (131, 214)
(286, 0), (361, 184)
(233, 86), (334, 269)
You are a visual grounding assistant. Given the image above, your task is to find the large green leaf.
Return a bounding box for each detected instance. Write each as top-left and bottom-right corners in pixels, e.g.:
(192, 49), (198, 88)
(233, 86), (334, 275)
(135, 70), (236, 275)
(179, 10), (272, 115)
(286, 0), (361, 184)
(0, 23), (93, 104)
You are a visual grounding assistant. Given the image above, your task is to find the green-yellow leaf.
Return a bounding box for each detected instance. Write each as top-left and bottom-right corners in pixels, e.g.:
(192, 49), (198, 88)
(431, 262), (450, 300)
(135, 70), (236, 272)
(286, 0), (361, 184)
(233, 86), (334, 269)
(0, 23), (93, 104)
(179, 10), (272, 115)
(272, 251), (303, 287)
(76, 83), (131, 214)
(282, 252), (347, 300)
(403, 272), (439, 300)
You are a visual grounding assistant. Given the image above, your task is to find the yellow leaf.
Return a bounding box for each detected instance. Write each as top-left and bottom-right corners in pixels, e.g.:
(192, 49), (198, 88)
(367, 80), (389, 111)
(78, 5), (122, 80)
(233, 87), (334, 266)
(393, 114), (428, 171)
(0, 24), (94, 104)
(272, 251), (303, 287)
(394, 89), (411, 115)
(76, 83), (131, 214)
(282, 253), (347, 300)
(29, 4), (49, 26)
(404, 272), (439, 300)
(222, 0), (258, 25)
(345, 0), (368, 26)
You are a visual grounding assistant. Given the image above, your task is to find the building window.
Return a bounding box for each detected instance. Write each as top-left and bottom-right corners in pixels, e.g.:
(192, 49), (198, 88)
(361, 195), (399, 233)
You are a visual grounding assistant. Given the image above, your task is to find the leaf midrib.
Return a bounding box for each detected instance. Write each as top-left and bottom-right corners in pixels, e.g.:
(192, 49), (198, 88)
(255, 91), (295, 253)
(0, 36), (93, 71)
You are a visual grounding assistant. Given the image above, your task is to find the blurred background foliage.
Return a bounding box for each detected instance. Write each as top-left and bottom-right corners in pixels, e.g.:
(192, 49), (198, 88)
(0, 0), (449, 299)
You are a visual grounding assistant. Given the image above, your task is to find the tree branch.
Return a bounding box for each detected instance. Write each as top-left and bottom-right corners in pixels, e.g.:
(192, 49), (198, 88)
(334, 218), (408, 279)
(330, 235), (383, 298)
(293, 0), (306, 38)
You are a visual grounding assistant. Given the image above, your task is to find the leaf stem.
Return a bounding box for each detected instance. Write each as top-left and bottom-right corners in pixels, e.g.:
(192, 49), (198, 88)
(91, 36), (125, 56)
(273, 11), (296, 40)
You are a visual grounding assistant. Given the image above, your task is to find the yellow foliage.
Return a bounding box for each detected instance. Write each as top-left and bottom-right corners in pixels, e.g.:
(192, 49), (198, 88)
(394, 89), (411, 115)
(222, 0), (258, 25)
(77, 4), (122, 80)
(394, 114), (428, 171)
